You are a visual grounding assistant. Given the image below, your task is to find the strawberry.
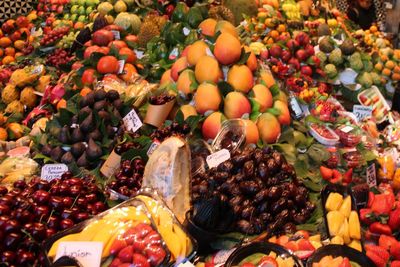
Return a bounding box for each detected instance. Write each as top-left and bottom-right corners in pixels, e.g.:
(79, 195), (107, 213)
(297, 239), (315, 252)
(371, 194), (392, 215)
(367, 192), (375, 208)
(390, 241), (400, 260)
(391, 261), (400, 267)
(258, 256), (278, 267)
(144, 245), (166, 266)
(110, 258), (123, 267)
(285, 241), (299, 252)
(388, 208), (400, 231)
(118, 245), (134, 263)
(370, 222), (392, 236)
(379, 234), (398, 251)
(241, 264), (256, 267)
(320, 166), (333, 180)
(294, 230), (310, 239)
(365, 244), (390, 262)
(110, 238), (127, 255)
(360, 208), (374, 224)
(338, 257), (351, 267)
(132, 253), (150, 267)
(330, 169), (342, 183)
(342, 168), (353, 184)
(366, 250), (387, 267)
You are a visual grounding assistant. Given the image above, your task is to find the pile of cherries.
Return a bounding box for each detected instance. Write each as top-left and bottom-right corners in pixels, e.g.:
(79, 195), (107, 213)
(149, 94), (175, 105)
(150, 121), (191, 142)
(40, 26), (70, 46)
(46, 48), (74, 68)
(0, 172), (107, 266)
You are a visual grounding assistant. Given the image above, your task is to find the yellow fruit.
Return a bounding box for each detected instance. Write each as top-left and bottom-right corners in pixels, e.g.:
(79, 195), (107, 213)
(385, 60), (395, 70)
(325, 192), (343, 212)
(374, 63), (383, 71)
(0, 128), (7, 141)
(348, 239), (362, 251)
(309, 234), (321, 242)
(382, 68), (392, 76)
(339, 196), (352, 218)
(173, 224), (188, 257)
(48, 233), (82, 258)
(327, 210), (345, 236)
(330, 235), (344, 245)
(349, 211), (361, 239)
(195, 56), (221, 84)
(338, 219), (350, 244)
(370, 25), (378, 33)
(194, 83), (221, 114)
(227, 65), (254, 93)
(187, 40), (209, 66)
(214, 33), (242, 65)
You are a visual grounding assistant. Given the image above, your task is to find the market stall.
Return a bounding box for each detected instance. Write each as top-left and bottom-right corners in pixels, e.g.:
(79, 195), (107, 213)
(0, 0), (400, 266)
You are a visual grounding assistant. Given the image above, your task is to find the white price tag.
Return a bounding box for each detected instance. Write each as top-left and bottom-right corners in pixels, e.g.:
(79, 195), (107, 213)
(367, 163), (377, 187)
(147, 141), (160, 156)
(118, 60), (125, 74)
(41, 164), (68, 181)
(111, 30), (120, 40)
(55, 241), (103, 267)
(183, 27), (190, 36)
(123, 109), (143, 132)
(206, 149), (230, 169)
(340, 125), (354, 133)
(353, 105), (373, 122)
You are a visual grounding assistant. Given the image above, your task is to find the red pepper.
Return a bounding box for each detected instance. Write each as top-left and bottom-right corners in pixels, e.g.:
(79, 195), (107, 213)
(371, 194), (392, 215)
(370, 222), (392, 236)
(360, 208), (374, 224)
(367, 192), (375, 208)
(388, 208), (400, 231)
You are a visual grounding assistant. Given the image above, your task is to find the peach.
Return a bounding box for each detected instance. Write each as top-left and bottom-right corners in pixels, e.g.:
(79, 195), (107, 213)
(187, 40), (209, 66)
(202, 111), (224, 140)
(198, 18), (217, 37)
(244, 46), (257, 71)
(224, 91), (251, 119)
(171, 56), (188, 81)
(273, 90), (288, 104)
(215, 20), (238, 38)
(160, 69), (173, 86)
(259, 69), (276, 88)
(273, 100), (291, 125)
(195, 56), (222, 84)
(227, 65), (254, 93)
(244, 119), (259, 144)
(180, 104), (198, 119)
(257, 112), (281, 144)
(251, 84), (273, 112)
(214, 33), (241, 65)
(181, 45), (191, 57)
(177, 69), (197, 95)
(194, 83), (222, 114)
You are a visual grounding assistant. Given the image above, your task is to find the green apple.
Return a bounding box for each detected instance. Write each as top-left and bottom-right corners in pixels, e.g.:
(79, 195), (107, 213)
(78, 15), (86, 22)
(70, 0), (78, 5)
(77, 0), (86, 6)
(63, 14), (70, 20)
(70, 5), (79, 14)
(86, 6), (93, 14)
(85, 0), (96, 6)
(78, 6), (86, 15)
(70, 14), (78, 21)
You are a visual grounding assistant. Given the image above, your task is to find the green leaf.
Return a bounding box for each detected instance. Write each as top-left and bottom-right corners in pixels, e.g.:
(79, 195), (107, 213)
(133, 136), (152, 147)
(217, 81), (234, 97)
(307, 144), (330, 163)
(186, 115), (202, 132)
(272, 143), (297, 163)
(121, 148), (148, 162)
(249, 98), (261, 121)
(236, 48), (251, 65)
(175, 109), (184, 125)
(302, 179), (322, 192)
(33, 153), (54, 164)
(278, 127), (295, 145)
(267, 108), (281, 116)
(269, 84), (280, 97)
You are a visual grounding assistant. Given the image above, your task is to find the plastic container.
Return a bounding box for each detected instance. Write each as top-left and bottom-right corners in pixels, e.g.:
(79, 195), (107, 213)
(306, 245), (374, 267)
(43, 198), (170, 267)
(225, 242), (303, 267)
(325, 147), (339, 168)
(335, 125), (362, 147)
(337, 111), (358, 125)
(134, 188), (197, 265)
(309, 123), (339, 146)
(358, 86), (390, 123)
(212, 119), (246, 153)
(342, 150), (363, 169)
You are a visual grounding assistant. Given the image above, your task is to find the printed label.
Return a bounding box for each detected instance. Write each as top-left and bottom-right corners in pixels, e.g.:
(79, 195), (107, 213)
(340, 125), (354, 133)
(118, 60), (125, 74)
(147, 141), (160, 156)
(111, 30), (120, 40)
(206, 149), (231, 169)
(367, 163), (377, 187)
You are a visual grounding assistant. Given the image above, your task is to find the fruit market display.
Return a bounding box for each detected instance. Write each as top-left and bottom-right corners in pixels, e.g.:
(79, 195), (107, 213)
(2, 0), (400, 266)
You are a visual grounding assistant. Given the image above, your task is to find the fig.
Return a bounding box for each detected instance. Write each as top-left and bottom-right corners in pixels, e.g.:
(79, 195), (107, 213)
(112, 109), (122, 120)
(79, 93), (94, 108)
(86, 138), (102, 160)
(50, 147), (64, 162)
(41, 144), (52, 156)
(113, 99), (123, 110)
(94, 89), (107, 101)
(106, 90), (119, 101)
(71, 142), (86, 158)
(106, 125), (115, 137)
(98, 110), (110, 122)
(77, 152), (88, 167)
(88, 129), (102, 141)
(61, 152), (74, 164)
(93, 100), (107, 111)
(71, 128), (84, 143)
(58, 126), (70, 144)
(79, 106), (92, 118)
(80, 112), (94, 133)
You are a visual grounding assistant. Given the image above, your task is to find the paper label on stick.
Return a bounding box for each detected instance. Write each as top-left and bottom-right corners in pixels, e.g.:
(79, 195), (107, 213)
(123, 109), (143, 132)
(340, 125), (353, 133)
(55, 241), (103, 267)
(353, 105), (373, 121)
(118, 60), (125, 74)
(367, 163), (377, 187)
(206, 149), (230, 169)
(111, 30), (120, 40)
(41, 164), (68, 181)
(100, 150), (121, 177)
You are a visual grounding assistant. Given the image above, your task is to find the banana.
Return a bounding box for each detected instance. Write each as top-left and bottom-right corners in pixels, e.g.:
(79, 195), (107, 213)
(48, 233), (82, 258)
(173, 224), (188, 257)
(91, 220), (124, 257)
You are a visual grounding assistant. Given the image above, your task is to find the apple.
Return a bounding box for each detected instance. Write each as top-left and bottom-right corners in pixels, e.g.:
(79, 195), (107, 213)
(78, 0), (86, 5)
(305, 44), (315, 56)
(286, 39), (299, 53)
(10, 32), (21, 42)
(86, 6), (93, 14)
(78, 6), (86, 15)
(70, 14), (78, 21)
(260, 49), (269, 60)
(63, 13), (70, 20)
(288, 58), (300, 70)
(16, 16), (29, 28)
(281, 50), (291, 63)
(78, 15), (86, 22)
(295, 49), (308, 62)
(269, 44), (282, 58)
(57, 5), (64, 14)
(301, 66), (313, 76)
(92, 29), (114, 46)
(70, 5), (79, 14)
(295, 32), (310, 47)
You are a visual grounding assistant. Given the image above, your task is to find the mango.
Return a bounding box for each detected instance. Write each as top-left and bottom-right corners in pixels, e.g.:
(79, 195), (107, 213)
(349, 211), (361, 239)
(330, 235), (344, 245)
(348, 239), (362, 251)
(325, 192), (343, 212)
(327, 210), (345, 236)
(339, 196), (352, 218)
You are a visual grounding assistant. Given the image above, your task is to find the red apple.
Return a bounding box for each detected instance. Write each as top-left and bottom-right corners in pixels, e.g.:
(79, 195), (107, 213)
(10, 32), (21, 42)
(92, 29), (114, 46)
(16, 16), (29, 28)
(57, 5), (64, 13)
(305, 44), (315, 56)
(84, 45), (100, 59)
(281, 50), (291, 63)
(51, 4), (58, 11)
(84, 40), (93, 47)
(260, 49), (269, 60)
(295, 49), (309, 62)
(1, 22), (15, 34)
(288, 58), (300, 70)
(269, 44), (282, 58)
(310, 55), (321, 67)
(286, 39), (299, 53)
(71, 62), (83, 70)
(295, 32), (310, 47)
(301, 66), (313, 76)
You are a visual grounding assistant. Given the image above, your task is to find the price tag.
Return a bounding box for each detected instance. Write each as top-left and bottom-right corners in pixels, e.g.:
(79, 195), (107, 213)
(353, 105), (373, 122)
(30, 27), (36, 35)
(123, 109), (143, 132)
(183, 27), (190, 36)
(147, 141), (160, 156)
(111, 30), (120, 40)
(169, 48), (179, 60)
(340, 125), (354, 133)
(367, 163), (377, 187)
(41, 164), (68, 181)
(118, 60), (125, 74)
(100, 150), (121, 177)
(55, 241), (103, 267)
(206, 149), (230, 169)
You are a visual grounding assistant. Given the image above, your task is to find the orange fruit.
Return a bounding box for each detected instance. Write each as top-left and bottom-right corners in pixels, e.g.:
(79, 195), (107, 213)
(392, 73), (400, 81)
(0, 49), (3, 57)
(0, 29), (3, 38)
(119, 47), (136, 63)
(81, 68), (97, 85)
(14, 40), (25, 51)
(198, 18), (217, 37)
(0, 37), (12, 48)
(5, 47), (15, 57)
(382, 68), (391, 76)
(97, 55), (119, 74)
(80, 87), (93, 96)
(0, 127), (7, 141)
(195, 56), (222, 84)
(380, 54), (389, 62)
(102, 74), (122, 83)
(56, 99), (67, 110)
(370, 25), (378, 33)
(120, 63), (137, 82)
(2, 56), (15, 65)
(276, 24), (286, 33)
(374, 63), (383, 71)
(385, 60), (395, 70)
(74, 22), (85, 30)
(14, 52), (23, 58)
(393, 65), (400, 74)
(269, 30), (279, 40)
(187, 40), (208, 66)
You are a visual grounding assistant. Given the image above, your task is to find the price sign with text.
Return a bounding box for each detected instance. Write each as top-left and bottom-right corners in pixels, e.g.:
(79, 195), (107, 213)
(123, 109), (143, 133)
(55, 241), (103, 267)
(41, 164), (68, 181)
(353, 105), (373, 122)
